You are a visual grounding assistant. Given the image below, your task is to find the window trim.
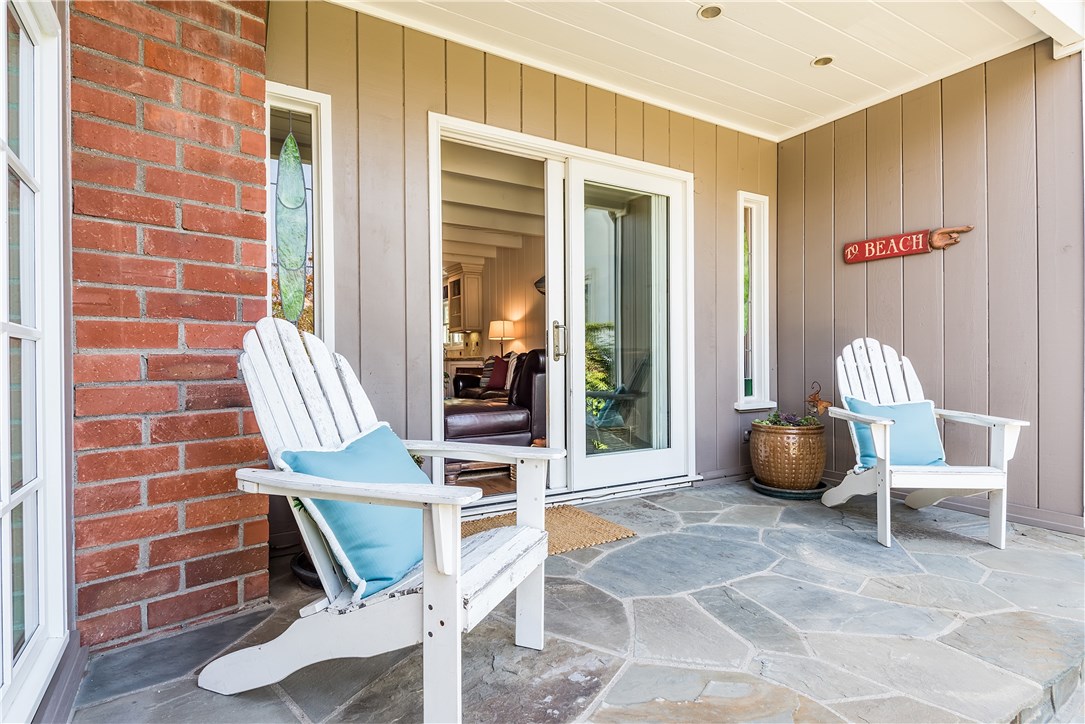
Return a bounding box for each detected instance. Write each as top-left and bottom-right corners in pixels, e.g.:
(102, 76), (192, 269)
(264, 82), (336, 350)
(0, 2), (68, 721)
(734, 190), (774, 412)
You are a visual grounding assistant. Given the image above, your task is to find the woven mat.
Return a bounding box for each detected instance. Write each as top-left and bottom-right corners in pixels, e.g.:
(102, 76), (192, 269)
(461, 504), (636, 556)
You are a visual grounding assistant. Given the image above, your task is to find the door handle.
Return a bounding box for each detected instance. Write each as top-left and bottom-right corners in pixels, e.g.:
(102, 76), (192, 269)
(552, 321), (567, 362)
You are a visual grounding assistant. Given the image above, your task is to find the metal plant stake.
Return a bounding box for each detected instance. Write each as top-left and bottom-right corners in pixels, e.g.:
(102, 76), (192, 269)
(275, 130), (307, 324)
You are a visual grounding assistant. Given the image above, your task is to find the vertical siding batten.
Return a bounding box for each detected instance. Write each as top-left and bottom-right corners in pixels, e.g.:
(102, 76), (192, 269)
(803, 125), (836, 466)
(715, 127), (739, 472)
(1035, 43), (1085, 516)
(831, 111), (867, 472)
(776, 136), (805, 416)
(865, 98), (904, 349)
(306, 2), (360, 368)
(941, 66), (990, 467)
(404, 29), (446, 439)
(693, 120), (718, 474)
(986, 46), (1039, 508)
(901, 83), (945, 411)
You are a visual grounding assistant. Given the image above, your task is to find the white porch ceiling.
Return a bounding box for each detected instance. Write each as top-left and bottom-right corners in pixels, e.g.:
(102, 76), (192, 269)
(333, 1), (1079, 142)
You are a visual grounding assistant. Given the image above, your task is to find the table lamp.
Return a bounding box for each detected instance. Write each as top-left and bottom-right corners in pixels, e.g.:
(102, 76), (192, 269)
(488, 320), (515, 356)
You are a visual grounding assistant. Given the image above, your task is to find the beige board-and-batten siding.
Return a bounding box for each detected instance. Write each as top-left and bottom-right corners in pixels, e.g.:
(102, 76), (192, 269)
(778, 41), (1084, 534)
(265, 0), (778, 481)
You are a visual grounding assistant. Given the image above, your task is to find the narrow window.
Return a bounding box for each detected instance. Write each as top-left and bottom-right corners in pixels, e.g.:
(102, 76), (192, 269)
(735, 191), (773, 410)
(265, 84), (334, 345)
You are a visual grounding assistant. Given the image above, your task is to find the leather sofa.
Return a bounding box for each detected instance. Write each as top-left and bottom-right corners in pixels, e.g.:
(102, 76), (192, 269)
(443, 349), (545, 483)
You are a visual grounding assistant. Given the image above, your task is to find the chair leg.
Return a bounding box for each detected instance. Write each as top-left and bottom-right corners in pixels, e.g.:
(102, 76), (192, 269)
(422, 507), (462, 724)
(515, 564), (545, 650)
(876, 477), (891, 548)
(989, 489), (1007, 549)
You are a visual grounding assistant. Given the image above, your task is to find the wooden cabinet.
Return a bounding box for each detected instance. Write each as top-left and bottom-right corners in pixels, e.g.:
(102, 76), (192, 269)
(444, 262), (483, 333)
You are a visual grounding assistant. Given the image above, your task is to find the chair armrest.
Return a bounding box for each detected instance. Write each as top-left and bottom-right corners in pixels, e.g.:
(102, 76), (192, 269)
(452, 374), (481, 396)
(235, 468), (483, 508)
(403, 440), (566, 465)
(935, 409), (1030, 428)
(828, 406), (895, 427)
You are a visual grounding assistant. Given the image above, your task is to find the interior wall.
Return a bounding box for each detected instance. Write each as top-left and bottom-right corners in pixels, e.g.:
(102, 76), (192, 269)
(266, 0), (777, 479)
(480, 237), (546, 358)
(777, 41), (1084, 532)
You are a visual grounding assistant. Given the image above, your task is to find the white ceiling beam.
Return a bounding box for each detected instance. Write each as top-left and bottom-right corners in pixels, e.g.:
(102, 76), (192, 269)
(442, 172), (545, 216)
(442, 225), (523, 249)
(442, 253), (488, 268)
(441, 141), (545, 188)
(442, 203), (544, 236)
(443, 240), (498, 258)
(1005, 1), (1084, 56)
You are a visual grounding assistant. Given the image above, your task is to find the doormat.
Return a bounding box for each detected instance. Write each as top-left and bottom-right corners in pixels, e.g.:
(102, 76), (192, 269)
(461, 504), (636, 556)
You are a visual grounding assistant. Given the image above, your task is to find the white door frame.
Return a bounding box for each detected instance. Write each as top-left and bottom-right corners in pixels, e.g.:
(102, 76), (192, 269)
(427, 112), (696, 494)
(566, 159), (692, 489)
(1, 3), (68, 721)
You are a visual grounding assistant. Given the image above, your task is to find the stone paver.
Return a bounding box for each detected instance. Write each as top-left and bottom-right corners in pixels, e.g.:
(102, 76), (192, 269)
(591, 664), (843, 722)
(860, 573), (1012, 614)
(807, 633), (1042, 722)
(771, 558), (867, 592)
(631, 596), (748, 668)
(582, 532), (777, 597)
(749, 653), (889, 700)
(692, 586), (809, 656)
(734, 574), (955, 637)
(983, 571), (1085, 620)
(713, 503), (782, 528)
(71, 481), (1085, 724)
(913, 552), (988, 582)
(831, 695), (970, 723)
(763, 528), (923, 576)
(974, 548), (1085, 583)
(940, 611), (1085, 687)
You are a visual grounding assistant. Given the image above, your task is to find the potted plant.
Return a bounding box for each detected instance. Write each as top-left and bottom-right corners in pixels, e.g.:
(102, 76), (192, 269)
(750, 410), (826, 491)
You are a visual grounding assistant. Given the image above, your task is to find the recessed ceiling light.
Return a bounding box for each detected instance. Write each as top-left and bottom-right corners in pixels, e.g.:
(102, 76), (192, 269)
(697, 5), (723, 20)
(811, 55), (834, 67)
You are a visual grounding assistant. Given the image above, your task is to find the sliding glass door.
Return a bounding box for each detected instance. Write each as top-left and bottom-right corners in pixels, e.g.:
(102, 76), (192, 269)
(566, 160), (691, 489)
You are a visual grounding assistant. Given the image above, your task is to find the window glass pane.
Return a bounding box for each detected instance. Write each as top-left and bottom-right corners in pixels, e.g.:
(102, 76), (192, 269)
(8, 169), (33, 325)
(268, 108), (315, 333)
(743, 205), (753, 397)
(10, 337), (36, 491)
(6, 3), (32, 169)
(583, 182), (669, 456)
(11, 493), (39, 661)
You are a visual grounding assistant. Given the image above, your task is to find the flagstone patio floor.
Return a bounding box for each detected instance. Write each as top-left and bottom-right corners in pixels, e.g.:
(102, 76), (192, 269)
(70, 481), (1085, 723)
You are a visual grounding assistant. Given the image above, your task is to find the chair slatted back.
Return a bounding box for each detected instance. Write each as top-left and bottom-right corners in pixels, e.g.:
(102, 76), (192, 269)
(837, 338), (925, 468)
(242, 317), (379, 464)
(240, 317), (382, 599)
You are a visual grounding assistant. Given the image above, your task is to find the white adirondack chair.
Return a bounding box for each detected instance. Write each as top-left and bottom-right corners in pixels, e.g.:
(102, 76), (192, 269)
(823, 338), (1028, 549)
(197, 318), (564, 722)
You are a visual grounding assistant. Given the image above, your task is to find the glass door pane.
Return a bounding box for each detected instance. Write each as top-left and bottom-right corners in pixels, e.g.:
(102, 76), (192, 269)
(583, 185), (669, 457)
(567, 160), (690, 490)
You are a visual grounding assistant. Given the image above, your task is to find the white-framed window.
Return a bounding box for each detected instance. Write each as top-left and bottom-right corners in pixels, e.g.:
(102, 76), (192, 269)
(734, 191), (774, 411)
(265, 83), (335, 348)
(1, 2), (66, 721)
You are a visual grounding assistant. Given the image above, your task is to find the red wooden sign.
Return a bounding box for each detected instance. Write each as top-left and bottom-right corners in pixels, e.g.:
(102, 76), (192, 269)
(843, 230), (930, 264)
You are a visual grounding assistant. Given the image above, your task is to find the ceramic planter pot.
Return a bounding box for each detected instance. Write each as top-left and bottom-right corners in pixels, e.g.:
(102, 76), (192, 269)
(750, 423), (826, 490)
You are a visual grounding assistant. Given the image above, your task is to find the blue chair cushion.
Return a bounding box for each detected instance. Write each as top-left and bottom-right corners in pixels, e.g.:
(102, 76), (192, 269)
(843, 396), (947, 469)
(280, 424), (430, 598)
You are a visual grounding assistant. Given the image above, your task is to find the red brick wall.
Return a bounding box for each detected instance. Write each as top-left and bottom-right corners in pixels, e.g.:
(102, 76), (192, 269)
(70, 0), (271, 649)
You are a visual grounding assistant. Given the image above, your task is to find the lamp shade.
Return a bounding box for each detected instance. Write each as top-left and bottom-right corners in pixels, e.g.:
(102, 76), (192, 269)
(487, 320), (515, 341)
